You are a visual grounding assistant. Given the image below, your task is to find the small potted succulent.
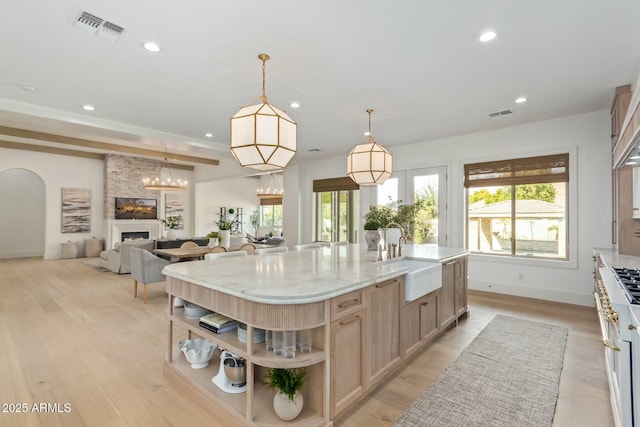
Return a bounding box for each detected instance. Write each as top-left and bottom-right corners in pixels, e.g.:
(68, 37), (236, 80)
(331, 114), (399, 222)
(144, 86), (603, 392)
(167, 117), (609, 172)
(266, 367), (306, 421)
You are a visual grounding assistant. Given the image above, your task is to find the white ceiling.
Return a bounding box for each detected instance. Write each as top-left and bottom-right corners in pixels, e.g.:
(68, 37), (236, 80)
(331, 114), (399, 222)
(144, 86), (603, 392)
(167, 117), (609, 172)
(1, 1), (640, 165)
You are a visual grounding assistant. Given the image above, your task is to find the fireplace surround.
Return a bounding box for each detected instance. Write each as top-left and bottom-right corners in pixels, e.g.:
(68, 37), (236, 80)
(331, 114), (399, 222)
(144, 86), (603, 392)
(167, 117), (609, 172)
(106, 220), (160, 249)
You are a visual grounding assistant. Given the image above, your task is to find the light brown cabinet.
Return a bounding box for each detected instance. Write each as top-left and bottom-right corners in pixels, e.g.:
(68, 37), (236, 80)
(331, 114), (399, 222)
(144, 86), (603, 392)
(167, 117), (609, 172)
(366, 276), (402, 387)
(330, 310), (365, 417)
(611, 84), (631, 148)
(454, 256), (468, 317)
(403, 289), (440, 357)
(440, 256), (468, 327)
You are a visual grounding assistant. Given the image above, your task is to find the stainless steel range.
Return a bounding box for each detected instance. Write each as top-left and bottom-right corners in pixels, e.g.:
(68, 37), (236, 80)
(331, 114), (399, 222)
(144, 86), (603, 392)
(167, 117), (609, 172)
(612, 267), (640, 305)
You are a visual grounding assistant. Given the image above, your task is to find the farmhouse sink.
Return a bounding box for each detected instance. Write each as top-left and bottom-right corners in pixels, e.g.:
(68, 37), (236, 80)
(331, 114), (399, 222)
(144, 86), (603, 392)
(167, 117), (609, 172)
(385, 258), (442, 301)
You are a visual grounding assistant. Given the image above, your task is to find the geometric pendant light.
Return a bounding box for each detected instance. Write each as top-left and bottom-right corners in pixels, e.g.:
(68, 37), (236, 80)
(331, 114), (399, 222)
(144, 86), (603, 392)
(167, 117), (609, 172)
(230, 53), (297, 170)
(347, 109), (392, 185)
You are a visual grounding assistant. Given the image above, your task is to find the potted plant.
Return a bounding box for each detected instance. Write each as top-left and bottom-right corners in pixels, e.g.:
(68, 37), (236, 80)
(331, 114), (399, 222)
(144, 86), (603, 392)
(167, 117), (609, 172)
(159, 215), (182, 240)
(363, 205), (393, 251)
(266, 367), (306, 421)
(215, 217), (234, 248)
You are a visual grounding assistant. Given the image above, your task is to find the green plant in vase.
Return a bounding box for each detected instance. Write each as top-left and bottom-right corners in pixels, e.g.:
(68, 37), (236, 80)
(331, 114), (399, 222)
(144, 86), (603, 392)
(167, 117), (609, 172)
(266, 367), (306, 421)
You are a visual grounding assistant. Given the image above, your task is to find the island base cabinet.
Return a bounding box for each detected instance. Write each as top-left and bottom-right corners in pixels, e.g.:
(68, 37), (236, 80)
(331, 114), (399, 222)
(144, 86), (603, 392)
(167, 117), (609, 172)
(330, 310), (365, 418)
(403, 290), (440, 357)
(440, 256), (468, 327)
(366, 277), (402, 387)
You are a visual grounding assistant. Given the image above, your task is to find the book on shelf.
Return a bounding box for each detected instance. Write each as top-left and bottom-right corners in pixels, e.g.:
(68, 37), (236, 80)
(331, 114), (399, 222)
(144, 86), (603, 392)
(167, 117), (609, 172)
(199, 321), (239, 334)
(200, 312), (238, 329)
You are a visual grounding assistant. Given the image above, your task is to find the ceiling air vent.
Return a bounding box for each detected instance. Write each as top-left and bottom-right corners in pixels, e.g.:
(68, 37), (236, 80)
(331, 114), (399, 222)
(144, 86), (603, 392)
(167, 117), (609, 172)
(74, 11), (125, 42)
(489, 109), (513, 118)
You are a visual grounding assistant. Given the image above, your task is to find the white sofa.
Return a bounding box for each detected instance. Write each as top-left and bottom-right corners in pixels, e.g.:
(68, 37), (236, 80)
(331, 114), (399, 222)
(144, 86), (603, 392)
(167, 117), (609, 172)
(99, 239), (155, 274)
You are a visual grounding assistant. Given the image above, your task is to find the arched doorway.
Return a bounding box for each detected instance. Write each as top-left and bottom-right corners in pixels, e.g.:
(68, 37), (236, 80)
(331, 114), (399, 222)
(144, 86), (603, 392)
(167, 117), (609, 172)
(0, 168), (46, 259)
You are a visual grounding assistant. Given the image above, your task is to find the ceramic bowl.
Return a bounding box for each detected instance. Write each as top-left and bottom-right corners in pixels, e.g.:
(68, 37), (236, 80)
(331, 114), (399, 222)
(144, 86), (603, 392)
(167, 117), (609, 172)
(178, 338), (217, 369)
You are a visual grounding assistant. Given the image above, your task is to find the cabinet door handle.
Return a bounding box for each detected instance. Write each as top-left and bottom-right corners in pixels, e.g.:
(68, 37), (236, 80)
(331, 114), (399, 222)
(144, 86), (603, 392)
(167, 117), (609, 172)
(340, 314), (361, 326)
(603, 339), (621, 351)
(338, 298), (360, 309)
(376, 279), (397, 288)
(421, 302), (429, 306)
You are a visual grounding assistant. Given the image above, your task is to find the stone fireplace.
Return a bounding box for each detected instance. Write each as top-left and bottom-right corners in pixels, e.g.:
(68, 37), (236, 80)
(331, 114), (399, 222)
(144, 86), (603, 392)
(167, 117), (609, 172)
(106, 220), (160, 249)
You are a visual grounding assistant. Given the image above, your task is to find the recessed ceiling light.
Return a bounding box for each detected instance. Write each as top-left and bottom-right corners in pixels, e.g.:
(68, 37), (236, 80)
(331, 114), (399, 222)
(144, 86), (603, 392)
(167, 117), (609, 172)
(20, 85), (37, 92)
(479, 31), (496, 42)
(205, 133), (213, 138)
(364, 131), (371, 136)
(515, 97), (527, 104)
(82, 105), (95, 111)
(143, 42), (161, 53)
(290, 102), (300, 108)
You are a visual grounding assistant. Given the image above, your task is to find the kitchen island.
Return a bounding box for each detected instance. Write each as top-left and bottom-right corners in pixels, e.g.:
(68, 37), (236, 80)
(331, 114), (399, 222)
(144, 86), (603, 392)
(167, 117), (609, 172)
(162, 244), (468, 426)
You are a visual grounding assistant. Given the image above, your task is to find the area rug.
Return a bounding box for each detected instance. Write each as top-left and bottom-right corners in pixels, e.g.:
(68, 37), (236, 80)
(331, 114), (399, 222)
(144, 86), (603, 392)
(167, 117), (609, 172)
(393, 314), (568, 427)
(81, 258), (109, 272)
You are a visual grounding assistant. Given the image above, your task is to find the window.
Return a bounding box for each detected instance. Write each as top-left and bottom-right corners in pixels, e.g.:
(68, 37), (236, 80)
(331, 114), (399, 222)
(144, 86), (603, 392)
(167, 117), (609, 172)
(260, 204), (282, 227)
(464, 153), (569, 259)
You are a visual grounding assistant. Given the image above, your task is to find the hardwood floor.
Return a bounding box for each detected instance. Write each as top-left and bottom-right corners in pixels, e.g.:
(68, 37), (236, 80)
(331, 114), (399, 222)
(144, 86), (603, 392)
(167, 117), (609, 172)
(0, 258), (613, 426)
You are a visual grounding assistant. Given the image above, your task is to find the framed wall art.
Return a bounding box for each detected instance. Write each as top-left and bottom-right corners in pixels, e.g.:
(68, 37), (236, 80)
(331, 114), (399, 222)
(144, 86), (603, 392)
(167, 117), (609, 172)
(164, 193), (185, 230)
(61, 187), (91, 233)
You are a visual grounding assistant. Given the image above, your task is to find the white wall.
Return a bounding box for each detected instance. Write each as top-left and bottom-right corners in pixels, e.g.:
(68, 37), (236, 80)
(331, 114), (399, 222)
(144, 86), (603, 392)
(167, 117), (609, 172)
(293, 110), (611, 306)
(0, 148), (104, 259)
(195, 176), (260, 237)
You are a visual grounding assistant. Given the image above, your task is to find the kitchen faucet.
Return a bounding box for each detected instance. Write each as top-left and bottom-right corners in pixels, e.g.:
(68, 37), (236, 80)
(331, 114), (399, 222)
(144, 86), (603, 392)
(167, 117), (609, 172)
(383, 222), (405, 259)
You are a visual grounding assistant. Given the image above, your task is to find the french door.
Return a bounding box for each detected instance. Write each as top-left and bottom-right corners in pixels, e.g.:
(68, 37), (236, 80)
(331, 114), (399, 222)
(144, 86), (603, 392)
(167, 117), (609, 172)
(315, 190), (359, 243)
(375, 166), (447, 245)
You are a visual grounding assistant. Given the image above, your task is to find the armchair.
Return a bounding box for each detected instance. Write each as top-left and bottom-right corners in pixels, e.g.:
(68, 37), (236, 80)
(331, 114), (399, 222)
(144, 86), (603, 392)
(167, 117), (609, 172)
(129, 247), (171, 304)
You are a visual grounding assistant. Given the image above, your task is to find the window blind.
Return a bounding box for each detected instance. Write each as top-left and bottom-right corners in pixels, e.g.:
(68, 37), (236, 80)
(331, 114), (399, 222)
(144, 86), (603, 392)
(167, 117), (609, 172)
(312, 177), (359, 192)
(260, 197), (282, 206)
(464, 153), (569, 188)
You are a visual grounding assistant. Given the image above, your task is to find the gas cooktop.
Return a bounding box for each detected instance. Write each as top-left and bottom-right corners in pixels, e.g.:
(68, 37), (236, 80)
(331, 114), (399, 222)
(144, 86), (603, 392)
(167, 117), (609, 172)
(612, 267), (640, 304)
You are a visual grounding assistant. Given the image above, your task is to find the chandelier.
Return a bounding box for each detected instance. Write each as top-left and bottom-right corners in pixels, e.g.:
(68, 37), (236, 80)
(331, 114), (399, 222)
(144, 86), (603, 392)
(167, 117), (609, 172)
(142, 151), (187, 192)
(256, 173), (284, 199)
(230, 53), (297, 170)
(347, 109), (392, 185)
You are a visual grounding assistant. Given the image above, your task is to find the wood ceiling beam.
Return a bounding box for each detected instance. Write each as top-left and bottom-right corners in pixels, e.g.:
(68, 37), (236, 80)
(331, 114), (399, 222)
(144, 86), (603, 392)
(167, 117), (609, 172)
(0, 140), (105, 160)
(0, 125), (219, 166)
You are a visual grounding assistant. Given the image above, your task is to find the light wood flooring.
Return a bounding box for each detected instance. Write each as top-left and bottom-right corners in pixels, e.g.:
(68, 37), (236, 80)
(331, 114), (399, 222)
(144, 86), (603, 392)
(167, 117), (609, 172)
(0, 257), (613, 427)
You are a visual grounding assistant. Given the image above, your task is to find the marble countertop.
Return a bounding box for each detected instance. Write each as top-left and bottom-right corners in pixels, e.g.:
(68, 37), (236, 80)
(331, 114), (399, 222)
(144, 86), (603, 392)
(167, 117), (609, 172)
(163, 244), (468, 304)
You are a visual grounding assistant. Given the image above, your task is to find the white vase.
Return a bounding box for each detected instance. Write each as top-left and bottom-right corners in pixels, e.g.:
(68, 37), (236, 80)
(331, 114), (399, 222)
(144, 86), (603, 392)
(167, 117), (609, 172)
(364, 230), (381, 251)
(220, 230), (231, 248)
(273, 391), (303, 421)
(208, 238), (219, 248)
(167, 229), (176, 240)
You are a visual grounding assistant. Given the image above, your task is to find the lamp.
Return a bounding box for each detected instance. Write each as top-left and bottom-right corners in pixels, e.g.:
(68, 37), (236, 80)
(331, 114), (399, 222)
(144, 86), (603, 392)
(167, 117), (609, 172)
(256, 173), (284, 199)
(230, 53), (296, 170)
(142, 151), (187, 192)
(347, 109), (392, 185)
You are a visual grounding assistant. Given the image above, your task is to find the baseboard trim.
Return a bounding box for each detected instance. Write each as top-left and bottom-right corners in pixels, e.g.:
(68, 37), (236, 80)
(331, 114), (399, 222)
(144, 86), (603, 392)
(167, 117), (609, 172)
(469, 279), (594, 307)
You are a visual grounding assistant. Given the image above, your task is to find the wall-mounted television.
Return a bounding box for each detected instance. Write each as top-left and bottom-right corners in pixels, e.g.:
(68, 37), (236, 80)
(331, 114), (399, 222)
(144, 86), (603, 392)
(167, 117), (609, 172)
(115, 197), (157, 220)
